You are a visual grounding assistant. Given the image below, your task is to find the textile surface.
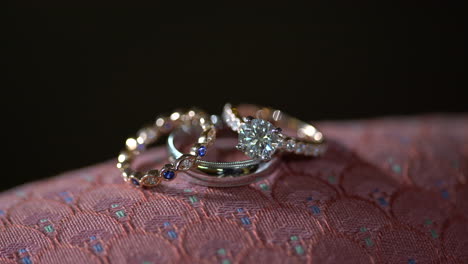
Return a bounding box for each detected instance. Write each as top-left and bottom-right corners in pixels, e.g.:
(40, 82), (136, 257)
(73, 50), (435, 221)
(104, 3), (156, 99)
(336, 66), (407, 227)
(1, 115), (467, 264)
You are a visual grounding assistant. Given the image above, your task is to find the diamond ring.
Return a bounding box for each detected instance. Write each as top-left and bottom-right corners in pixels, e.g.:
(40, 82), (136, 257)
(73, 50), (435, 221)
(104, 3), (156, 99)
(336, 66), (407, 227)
(116, 109), (216, 187)
(167, 124), (280, 187)
(222, 103), (326, 161)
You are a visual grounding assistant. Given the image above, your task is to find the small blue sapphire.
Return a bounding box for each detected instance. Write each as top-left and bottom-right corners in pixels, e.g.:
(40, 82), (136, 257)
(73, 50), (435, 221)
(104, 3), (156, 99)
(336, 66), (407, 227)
(197, 146), (207, 157)
(163, 170), (175, 180)
(130, 178), (139, 186)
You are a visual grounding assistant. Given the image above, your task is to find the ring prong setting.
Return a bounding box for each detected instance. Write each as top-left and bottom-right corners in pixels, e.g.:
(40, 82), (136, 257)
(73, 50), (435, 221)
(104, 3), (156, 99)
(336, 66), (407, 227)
(237, 118), (281, 160)
(243, 116), (254, 123)
(272, 127), (282, 134)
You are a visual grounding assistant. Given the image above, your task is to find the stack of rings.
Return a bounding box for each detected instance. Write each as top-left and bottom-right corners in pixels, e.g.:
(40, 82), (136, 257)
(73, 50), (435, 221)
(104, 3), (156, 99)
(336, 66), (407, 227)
(116, 103), (327, 188)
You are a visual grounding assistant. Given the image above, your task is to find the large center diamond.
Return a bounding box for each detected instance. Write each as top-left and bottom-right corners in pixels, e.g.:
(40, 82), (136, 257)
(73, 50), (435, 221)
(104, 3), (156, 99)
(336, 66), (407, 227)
(238, 119), (282, 160)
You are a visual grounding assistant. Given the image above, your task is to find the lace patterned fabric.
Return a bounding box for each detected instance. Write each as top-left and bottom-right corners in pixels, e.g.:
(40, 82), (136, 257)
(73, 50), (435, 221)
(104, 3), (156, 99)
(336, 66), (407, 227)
(0, 115), (467, 264)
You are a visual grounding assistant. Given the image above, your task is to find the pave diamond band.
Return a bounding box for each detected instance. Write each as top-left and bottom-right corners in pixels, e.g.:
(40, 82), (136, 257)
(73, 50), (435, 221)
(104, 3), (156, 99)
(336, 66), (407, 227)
(116, 109), (216, 187)
(223, 103), (326, 160)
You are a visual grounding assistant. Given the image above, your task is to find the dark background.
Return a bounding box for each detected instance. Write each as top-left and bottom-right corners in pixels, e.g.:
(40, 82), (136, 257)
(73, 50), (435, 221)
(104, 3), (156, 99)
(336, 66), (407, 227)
(4, 4), (466, 191)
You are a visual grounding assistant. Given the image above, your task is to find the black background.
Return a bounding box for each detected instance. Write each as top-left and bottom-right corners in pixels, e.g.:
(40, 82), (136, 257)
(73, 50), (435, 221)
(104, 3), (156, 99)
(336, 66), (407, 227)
(4, 4), (466, 191)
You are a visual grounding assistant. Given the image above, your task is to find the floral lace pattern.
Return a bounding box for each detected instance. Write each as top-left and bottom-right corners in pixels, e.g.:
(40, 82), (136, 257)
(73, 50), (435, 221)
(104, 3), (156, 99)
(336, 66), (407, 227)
(0, 115), (467, 263)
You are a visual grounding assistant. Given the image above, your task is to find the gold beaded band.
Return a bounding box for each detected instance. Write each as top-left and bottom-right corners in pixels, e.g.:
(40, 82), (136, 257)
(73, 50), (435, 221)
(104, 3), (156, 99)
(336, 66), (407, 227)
(223, 103), (326, 161)
(116, 109), (216, 187)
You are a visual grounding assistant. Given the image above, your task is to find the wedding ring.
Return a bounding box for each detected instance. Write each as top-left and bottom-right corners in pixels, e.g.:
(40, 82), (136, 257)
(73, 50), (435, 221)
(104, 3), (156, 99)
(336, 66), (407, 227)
(223, 103), (326, 161)
(167, 124), (280, 187)
(116, 109), (216, 187)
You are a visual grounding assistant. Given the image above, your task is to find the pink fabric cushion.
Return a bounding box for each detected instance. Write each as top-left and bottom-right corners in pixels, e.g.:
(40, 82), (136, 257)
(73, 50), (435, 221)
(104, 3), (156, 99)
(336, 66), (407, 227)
(1, 115), (467, 264)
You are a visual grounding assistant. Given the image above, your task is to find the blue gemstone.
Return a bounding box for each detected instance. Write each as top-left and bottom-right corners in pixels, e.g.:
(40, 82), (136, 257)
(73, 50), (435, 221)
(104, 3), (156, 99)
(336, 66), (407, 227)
(163, 170), (175, 180)
(130, 178), (139, 186)
(197, 146), (207, 157)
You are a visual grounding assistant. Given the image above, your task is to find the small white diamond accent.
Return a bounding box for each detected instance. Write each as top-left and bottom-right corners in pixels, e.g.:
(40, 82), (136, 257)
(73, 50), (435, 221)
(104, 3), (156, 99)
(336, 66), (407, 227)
(295, 142), (306, 154)
(180, 159), (193, 170)
(175, 155), (197, 171)
(137, 128), (157, 144)
(286, 139), (296, 152)
(305, 144), (316, 156)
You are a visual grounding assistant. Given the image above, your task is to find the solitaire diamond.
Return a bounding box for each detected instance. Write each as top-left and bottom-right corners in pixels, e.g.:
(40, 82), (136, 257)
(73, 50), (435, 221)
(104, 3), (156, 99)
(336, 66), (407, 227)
(238, 119), (282, 160)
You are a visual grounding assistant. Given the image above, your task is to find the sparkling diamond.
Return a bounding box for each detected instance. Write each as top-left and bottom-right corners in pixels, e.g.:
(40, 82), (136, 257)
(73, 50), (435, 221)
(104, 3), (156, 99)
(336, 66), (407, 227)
(305, 144), (316, 156)
(286, 139), (296, 152)
(223, 108), (241, 131)
(176, 155), (197, 171)
(315, 145), (326, 156)
(295, 142), (306, 154)
(180, 159), (193, 169)
(141, 176), (159, 186)
(238, 119), (282, 160)
(305, 144), (326, 156)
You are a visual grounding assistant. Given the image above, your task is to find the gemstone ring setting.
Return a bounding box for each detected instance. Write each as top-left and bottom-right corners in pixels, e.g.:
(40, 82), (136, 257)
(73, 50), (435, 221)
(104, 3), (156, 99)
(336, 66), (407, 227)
(237, 117), (283, 160)
(223, 103), (327, 161)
